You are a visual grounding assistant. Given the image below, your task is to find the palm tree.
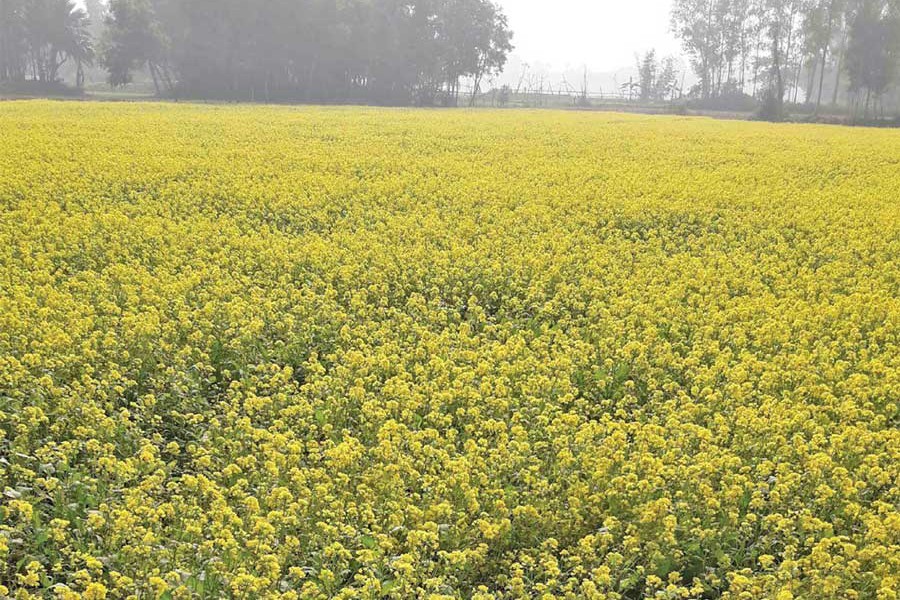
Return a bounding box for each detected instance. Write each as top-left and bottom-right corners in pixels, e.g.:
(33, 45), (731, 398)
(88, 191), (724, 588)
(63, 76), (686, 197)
(64, 4), (94, 88)
(22, 0), (92, 83)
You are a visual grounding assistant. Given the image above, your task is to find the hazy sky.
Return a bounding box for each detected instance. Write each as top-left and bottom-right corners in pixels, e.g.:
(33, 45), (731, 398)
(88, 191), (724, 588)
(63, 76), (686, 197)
(495, 0), (682, 71)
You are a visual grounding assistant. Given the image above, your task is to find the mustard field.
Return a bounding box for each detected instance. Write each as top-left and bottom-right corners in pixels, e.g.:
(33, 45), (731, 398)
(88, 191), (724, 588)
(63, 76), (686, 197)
(0, 101), (898, 599)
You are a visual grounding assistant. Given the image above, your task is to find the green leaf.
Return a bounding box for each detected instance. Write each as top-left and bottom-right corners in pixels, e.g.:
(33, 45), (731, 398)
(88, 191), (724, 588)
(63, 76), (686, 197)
(380, 579), (397, 596)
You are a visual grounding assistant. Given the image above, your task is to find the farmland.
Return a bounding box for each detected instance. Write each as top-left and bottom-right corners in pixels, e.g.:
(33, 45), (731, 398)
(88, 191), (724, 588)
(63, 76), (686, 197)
(0, 101), (898, 599)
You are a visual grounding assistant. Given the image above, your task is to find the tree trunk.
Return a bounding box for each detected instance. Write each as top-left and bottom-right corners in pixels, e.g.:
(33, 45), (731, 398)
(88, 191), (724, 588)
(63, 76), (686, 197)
(783, 2), (799, 104)
(470, 70), (482, 107)
(814, 44), (827, 113)
(149, 62), (161, 96)
(752, 31), (762, 97)
(769, 20), (785, 119)
(792, 59), (802, 103)
(831, 29), (846, 106)
(806, 56), (818, 103)
(815, 2), (835, 113)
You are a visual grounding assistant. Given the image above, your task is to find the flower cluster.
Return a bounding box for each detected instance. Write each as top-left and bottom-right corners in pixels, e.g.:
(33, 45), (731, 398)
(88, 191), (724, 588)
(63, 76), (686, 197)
(0, 101), (897, 599)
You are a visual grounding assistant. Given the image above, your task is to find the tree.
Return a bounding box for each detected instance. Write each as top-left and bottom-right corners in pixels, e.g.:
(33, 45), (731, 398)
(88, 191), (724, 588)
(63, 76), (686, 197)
(68, 2), (93, 87)
(809, 0), (844, 111)
(83, 0), (106, 39)
(759, 0), (791, 117)
(637, 49), (658, 101)
(634, 51), (681, 102)
(20, 0), (92, 83)
(845, 0), (900, 115)
(657, 56), (681, 100)
(671, 0), (719, 98)
(671, 0), (900, 115)
(100, 0), (171, 93)
(97, 0), (512, 105)
(0, 0), (28, 81)
(672, 0), (762, 99)
(465, 0), (512, 106)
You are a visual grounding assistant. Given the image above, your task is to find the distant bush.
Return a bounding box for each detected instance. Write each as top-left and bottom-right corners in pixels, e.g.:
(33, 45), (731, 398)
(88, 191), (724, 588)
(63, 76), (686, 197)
(0, 80), (83, 98)
(687, 92), (759, 113)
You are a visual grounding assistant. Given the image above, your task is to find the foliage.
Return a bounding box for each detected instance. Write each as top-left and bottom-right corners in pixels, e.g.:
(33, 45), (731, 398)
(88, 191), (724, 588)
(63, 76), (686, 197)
(99, 0), (512, 105)
(845, 0), (900, 110)
(0, 102), (899, 599)
(0, 0), (93, 85)
(99, 0), (170, 91)
(636, 50), (681, 102)
(670, 0), (900, 116)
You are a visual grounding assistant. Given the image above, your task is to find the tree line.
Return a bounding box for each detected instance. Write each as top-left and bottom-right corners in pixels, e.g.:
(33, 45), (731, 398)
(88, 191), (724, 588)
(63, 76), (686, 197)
(0, 0), (513, 105)
(671, 0), (900, 117)
(3, 0), (899, 116)
(0, 0), (96, 86)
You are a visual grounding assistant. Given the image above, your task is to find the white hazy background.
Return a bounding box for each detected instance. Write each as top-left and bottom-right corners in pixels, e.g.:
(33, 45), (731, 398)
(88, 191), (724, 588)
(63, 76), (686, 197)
(497, 0), (680, 70)
(492, 0), (687, 93)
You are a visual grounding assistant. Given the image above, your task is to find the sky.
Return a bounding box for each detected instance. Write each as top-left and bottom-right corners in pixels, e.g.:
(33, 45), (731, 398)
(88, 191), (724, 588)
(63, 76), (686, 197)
(495, 0), (682, 72)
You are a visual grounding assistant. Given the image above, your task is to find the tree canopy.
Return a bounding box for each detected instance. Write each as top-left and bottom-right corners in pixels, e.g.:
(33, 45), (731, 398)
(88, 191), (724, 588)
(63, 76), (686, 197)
(0, 0), (92, 84)
(671, 0), (900, 116)
(99, 0), (513, 105)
